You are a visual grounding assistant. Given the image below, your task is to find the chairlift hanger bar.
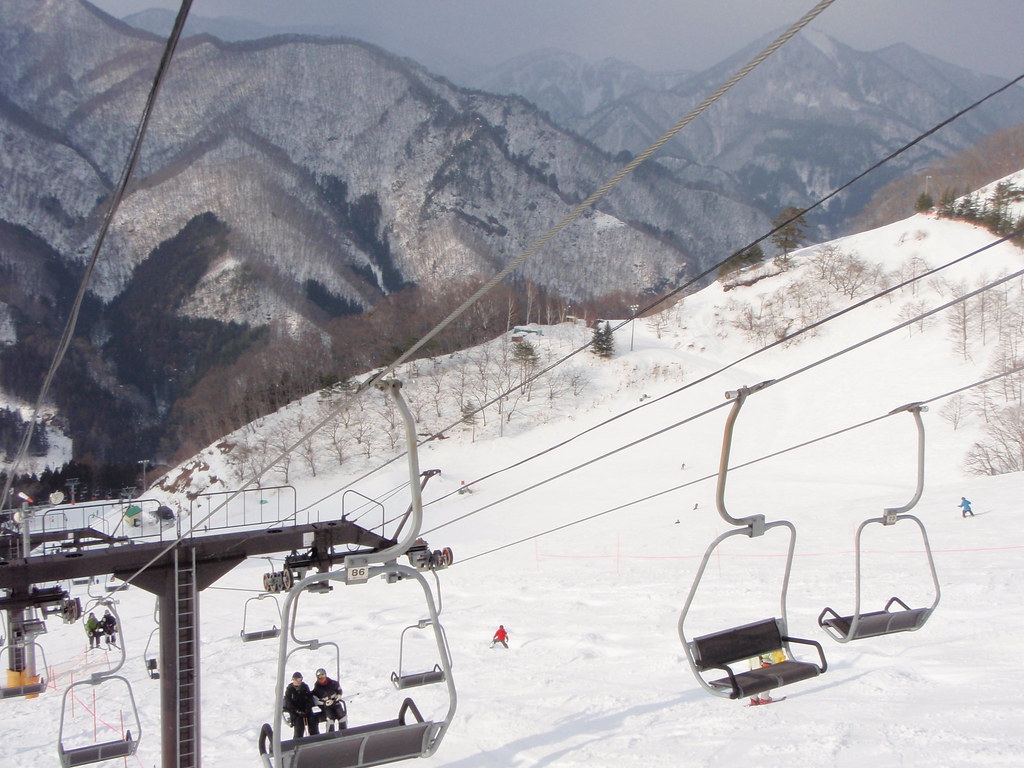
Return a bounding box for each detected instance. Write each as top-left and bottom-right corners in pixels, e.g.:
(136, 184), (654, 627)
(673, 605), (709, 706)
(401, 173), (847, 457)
(718, 380), (774, 532)
(883, 402), (927, 520)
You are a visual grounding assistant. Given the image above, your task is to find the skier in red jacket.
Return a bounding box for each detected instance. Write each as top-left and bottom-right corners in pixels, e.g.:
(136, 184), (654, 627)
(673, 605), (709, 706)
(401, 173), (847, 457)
(491, 625), (509, 649)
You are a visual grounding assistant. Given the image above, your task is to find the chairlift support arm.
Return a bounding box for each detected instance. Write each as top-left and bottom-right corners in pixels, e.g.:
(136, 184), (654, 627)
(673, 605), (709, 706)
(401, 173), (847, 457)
(883, 403), (927, 522)
(716, 381), (773, 532)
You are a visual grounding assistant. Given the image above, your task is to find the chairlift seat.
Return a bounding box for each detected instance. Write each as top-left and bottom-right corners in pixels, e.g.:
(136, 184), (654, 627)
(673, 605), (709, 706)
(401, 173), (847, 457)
(818, 597), (932, 641)
(58, 734), (137, 767)
(145, 657), (160, 679)
(691, 618), (826, 700)
(0, 678), (47, 698)
(241, 626), (282, 643)
(261, 699), (434, 768)
(391, 663), (445, 690)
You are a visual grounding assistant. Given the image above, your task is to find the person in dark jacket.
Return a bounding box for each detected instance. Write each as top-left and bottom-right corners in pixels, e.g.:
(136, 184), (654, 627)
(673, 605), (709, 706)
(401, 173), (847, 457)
(282, 672), (319, 739)
(311, 667), (346, 732)
(100, 610), (118, 648)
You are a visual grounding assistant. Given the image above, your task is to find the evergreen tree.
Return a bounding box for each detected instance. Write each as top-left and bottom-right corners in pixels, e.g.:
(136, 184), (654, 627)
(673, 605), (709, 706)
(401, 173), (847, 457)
(718, 243), (764, 280)
(590, 321), (615, 358)
(914, 192), (934, 212)
(512, 339), (539, 368)
(937, 187), (959, 218)
(770, 206), (807, 267)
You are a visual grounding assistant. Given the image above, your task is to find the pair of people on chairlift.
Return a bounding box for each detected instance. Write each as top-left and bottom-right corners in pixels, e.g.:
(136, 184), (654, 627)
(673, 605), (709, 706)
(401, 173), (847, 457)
(84, 610), (118, 650)
(283, 668), (346, 739)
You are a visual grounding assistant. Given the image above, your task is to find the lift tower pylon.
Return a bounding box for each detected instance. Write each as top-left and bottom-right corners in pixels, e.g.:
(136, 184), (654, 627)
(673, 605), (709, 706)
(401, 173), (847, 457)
(1, 518), (392, 768)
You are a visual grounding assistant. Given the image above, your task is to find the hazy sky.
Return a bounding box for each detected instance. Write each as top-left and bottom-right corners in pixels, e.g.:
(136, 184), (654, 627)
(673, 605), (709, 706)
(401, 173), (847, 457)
(91, 1), (1024, 80)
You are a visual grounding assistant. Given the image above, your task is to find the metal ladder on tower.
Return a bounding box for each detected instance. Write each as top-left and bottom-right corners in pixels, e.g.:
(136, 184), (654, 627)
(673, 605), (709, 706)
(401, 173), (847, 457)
(175, 548), (199, 767)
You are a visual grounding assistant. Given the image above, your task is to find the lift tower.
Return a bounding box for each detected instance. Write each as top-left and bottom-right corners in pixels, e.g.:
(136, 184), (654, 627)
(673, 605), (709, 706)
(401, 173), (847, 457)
(0, 517), (392, 768)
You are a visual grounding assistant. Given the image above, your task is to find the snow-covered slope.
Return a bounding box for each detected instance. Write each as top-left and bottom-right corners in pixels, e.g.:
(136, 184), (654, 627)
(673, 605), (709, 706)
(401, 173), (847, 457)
(4, 189), (1023, 766)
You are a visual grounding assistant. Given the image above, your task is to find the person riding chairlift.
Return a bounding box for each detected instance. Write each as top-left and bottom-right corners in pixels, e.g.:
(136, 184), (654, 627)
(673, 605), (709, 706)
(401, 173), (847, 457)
(312, 668), (346, 732)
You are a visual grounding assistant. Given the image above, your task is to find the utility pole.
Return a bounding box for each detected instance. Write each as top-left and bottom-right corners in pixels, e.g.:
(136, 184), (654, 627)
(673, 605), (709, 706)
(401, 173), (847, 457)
(137, 459), (151, 493)
(629, 304), (640, 351)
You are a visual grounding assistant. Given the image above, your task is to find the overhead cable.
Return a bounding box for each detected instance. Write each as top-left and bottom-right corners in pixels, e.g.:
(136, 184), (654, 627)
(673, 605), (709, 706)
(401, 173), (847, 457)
(252, 0), (839, 519)
(455, 363), (1024, 564)
(0, 0), (195, 512)
(424, 262), (1024, 537)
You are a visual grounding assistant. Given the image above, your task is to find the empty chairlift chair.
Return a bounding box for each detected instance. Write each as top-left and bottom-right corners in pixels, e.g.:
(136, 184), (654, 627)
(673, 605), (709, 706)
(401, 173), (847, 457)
(678, 383), (827, 701)
(241, 594), (283, 642)
(0, 638), (49, 699)
(144, 627), (160, 679)
(818, 404), (940, 643)
(391, 619), (449, 690)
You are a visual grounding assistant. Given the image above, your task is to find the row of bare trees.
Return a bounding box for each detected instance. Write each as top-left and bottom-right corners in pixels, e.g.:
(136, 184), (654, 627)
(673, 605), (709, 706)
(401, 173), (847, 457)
(220, 331), (596, 484)
(160, 276), (648, 466)
(718, 244), (1024, 474)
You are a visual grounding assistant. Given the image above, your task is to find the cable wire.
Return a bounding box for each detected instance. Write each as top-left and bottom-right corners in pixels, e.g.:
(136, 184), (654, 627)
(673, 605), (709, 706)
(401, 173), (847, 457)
(0, 0), (195, 513)
(455, 364), (1024, 564)
(297, 65), (1024, 516)
(423, 263), (1024, 538)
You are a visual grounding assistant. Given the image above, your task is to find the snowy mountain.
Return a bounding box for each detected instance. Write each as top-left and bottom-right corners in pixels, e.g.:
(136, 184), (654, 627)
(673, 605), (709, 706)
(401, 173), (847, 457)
(155, 170), (1024, 507)
(472, 31), (1024, 235)
(3, 177), (1022, 767)
(0, 0), (770, 465)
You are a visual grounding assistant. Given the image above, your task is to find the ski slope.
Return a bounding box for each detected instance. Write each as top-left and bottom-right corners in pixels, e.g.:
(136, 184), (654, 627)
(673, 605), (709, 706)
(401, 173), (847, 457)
(3, 192), (1024, 767)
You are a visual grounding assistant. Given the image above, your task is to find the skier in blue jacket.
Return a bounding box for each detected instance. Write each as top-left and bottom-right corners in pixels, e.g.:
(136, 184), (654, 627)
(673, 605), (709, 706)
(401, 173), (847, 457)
(958, 497), (974, 517)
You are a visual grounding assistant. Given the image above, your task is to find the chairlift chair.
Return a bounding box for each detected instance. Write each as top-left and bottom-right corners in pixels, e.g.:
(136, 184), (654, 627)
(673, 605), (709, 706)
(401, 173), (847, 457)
(391, 618), (450, 690)
(0, 639), (49, 699)
(241, 594), (283, 642)
(56, 601), (143, 766)
(818, 404), (940, 643)
(259, 379), (456, 768)
(678, 384), (827, 700)
(144, 628), (159, 679)
(57, 675), (141, 767)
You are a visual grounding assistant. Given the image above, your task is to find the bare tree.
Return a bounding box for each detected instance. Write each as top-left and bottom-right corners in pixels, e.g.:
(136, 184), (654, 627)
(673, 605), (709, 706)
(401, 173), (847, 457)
(964, 404), (1024, 475)
(945, 282), (973, 361)
(897, 301), (929, 337)
(645, 312), (671, 339)
(940, 394), (966, 430)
